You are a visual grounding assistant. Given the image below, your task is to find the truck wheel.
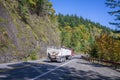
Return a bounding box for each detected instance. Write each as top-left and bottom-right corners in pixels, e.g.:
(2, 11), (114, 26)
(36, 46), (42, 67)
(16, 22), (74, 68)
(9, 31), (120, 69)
(59, 57), (63, 63)
(68, 56), (72, 60)
(47, 58), (51, 62)
(63, 57), (66, 62)
(59, 57), (66, 62)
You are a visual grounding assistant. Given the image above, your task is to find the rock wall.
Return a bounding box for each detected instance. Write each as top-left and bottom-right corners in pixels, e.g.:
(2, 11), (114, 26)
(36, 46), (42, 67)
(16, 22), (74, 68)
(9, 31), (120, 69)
(0, 0), (60, 63)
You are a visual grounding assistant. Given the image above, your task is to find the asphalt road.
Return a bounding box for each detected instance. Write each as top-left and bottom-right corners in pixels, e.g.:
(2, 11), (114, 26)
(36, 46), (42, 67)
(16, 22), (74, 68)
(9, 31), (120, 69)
(0, 55), (120, 80)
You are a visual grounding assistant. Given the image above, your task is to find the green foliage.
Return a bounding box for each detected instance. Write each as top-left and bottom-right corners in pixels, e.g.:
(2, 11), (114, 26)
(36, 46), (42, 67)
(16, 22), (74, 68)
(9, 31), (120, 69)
(0, 27), (8, 49)
(61, 26), (72, 47)
(35, 0), (48, 16)
(0, 17), (7, 22)
(105, 0), (120, 27)
(17, 0), (54, 16)
(95, 33), (120, 62)
(17, 0), (55, 23)
(89, 48), (98, 58)
(29, 51), (38, 60)
(18, 0), (29, 23)
(58, 14), (112, 53)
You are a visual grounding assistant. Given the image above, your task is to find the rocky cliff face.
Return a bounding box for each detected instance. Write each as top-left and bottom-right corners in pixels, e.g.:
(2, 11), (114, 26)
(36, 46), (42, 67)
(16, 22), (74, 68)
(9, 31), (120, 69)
(0, 0), (60, 63)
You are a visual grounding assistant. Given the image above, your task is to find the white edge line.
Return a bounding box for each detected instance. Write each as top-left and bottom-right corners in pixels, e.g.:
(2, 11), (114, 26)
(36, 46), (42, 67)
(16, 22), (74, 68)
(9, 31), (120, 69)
(32, 59), (75, 80)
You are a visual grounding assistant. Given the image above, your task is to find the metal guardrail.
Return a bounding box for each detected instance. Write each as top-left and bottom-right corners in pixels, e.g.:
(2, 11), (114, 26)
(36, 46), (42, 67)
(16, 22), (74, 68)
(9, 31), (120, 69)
(81, 56), (120, 69)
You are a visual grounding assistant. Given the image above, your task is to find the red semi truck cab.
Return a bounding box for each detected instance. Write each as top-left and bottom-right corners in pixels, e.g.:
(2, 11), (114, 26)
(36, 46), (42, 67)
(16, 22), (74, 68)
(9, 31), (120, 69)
(71, 49), (74, 56)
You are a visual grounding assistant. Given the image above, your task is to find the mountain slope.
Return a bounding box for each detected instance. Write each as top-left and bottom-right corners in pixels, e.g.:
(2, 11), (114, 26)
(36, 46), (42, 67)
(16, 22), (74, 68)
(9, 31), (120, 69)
(0, 0), (60, 63)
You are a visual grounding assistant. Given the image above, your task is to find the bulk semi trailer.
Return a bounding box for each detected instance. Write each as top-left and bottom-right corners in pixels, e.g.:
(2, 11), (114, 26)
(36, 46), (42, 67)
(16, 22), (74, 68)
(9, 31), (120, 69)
(47, 47), (74, 62)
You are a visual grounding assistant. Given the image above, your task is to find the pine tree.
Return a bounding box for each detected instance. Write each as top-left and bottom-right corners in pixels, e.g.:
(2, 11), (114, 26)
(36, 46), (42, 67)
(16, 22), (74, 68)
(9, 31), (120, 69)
(105, 0), (120, 28)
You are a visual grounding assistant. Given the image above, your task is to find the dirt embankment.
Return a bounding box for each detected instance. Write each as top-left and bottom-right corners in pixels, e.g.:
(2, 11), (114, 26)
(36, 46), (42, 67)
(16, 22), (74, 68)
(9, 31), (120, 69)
(0, 0), (60, 63)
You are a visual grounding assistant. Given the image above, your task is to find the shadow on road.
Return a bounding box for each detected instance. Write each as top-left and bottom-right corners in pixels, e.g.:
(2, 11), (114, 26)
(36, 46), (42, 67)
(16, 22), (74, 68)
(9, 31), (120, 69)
(45, 67), (120, 80)
(76, 59), (120, 73)
(76, 61), (108, 67)
(0, 59), (120, 80)
(0, 62), (56, 80)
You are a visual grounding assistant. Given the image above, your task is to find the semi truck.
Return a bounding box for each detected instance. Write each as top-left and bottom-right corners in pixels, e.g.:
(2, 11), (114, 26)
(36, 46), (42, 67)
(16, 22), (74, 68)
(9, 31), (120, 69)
(47, 47), (74, 62)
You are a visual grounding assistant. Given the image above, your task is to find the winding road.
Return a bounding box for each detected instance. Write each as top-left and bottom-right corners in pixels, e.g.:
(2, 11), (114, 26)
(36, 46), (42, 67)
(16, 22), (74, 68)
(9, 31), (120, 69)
(0, 55), (120, 80)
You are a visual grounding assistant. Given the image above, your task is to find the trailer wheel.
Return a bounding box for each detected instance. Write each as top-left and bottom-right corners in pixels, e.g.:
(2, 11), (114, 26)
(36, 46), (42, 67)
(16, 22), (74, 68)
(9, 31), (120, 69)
(63, 57), (66, 62)
(59, 57), (64, 62)
(59, 57), (63, 63)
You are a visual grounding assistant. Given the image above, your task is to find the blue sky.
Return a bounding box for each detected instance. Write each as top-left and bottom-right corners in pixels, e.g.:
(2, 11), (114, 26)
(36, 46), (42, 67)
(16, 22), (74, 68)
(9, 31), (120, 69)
(49, 0), (115, 29)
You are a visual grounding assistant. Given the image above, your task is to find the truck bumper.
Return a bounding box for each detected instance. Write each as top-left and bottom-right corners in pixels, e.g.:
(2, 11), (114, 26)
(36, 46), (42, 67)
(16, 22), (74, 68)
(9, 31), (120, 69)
(47, 56), (61, 62)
